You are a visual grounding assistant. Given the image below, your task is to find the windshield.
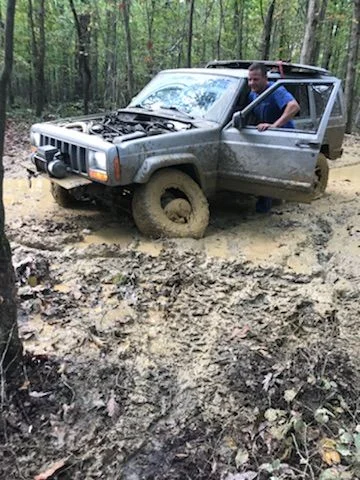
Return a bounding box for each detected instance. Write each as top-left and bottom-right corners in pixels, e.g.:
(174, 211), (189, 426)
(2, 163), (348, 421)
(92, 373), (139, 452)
(129, 72), (240, 121)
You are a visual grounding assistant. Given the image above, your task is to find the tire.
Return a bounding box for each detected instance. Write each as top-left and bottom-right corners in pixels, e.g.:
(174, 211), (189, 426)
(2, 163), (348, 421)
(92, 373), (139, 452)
(311, 153), (329, 200)
(132, 168), (209, 239)
(50, 183), (79, 208)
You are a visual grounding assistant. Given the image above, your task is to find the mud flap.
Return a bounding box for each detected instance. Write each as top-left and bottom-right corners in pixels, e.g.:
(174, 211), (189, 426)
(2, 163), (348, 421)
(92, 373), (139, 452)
(22, 160), (92, 190)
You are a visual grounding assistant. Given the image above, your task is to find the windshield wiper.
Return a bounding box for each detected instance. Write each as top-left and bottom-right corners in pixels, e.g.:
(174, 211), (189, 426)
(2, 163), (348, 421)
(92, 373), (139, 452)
(131, 104), (153, 111)
(158, 106), (194, 119)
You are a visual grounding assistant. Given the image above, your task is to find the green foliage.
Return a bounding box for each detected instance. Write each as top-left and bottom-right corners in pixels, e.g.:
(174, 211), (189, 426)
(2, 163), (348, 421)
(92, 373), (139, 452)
(5, 0), (358, 111)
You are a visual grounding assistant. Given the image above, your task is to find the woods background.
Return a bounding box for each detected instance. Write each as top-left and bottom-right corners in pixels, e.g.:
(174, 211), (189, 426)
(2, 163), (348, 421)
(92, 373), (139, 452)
(0, 0), (359, 130)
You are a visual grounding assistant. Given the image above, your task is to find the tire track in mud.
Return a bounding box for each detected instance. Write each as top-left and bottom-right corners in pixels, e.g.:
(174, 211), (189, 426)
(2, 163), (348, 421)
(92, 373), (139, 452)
(10, 237), (359, 478)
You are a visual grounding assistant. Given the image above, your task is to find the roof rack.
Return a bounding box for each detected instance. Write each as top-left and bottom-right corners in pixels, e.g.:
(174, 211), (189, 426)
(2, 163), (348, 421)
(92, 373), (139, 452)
(205, 60), (330, 76)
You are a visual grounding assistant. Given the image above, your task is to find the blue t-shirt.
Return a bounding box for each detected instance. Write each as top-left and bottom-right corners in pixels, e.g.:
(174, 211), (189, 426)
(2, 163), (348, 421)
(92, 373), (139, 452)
(248, 82), (295, 129)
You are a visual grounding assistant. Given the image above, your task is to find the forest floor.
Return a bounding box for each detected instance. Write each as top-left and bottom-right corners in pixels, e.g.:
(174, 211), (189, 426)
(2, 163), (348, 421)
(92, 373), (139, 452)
(1, 119), (360, 480)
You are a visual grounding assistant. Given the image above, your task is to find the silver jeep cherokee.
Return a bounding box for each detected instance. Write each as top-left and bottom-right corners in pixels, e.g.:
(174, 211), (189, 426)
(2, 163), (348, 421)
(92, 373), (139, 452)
(27, 60), (345, 238)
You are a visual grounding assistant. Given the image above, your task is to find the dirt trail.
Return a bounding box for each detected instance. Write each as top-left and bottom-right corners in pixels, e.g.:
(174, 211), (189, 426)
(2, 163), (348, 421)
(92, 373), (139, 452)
(1, 131), (360, 479)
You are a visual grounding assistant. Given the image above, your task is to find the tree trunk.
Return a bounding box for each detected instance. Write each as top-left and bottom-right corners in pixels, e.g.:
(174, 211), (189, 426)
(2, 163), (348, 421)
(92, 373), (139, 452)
(344, 0), (360, 133)
(28, 0), (46, 117)
(312, 0), (328, 65)
(69, 0), (92, 114)
(122, 0), (134, 102)
(300, 0), (320, 65)
(186, 0), (195, 67)
(233, 0), (244, 59)
(260, 0), (276, 60)
(216, 0), (224, 59)
(0, 0), (22, 380)
(321, 19), (337, 70)
(145, 0), (156, 77)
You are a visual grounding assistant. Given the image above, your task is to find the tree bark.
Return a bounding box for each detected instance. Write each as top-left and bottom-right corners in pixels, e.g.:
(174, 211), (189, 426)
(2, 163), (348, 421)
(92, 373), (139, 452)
(28, 0), (46, 117)
(69, 0), (92, 114)
(300, 0), (320, 65)
(260, 0), (276, 60)
(145, 0), (156, 77)
(233, 0), (244, 59)
(312, 0), (328, 65)
(186, 0), (195, 67)
(122, 0), (134, 102)
(0, 0), (22, 380)
(344, 0), (360, 133)
(216, 0), (224, 59)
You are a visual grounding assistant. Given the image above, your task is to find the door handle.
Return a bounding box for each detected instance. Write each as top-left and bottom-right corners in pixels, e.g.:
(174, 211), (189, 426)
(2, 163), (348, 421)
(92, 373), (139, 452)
(295, 141), (320, 149)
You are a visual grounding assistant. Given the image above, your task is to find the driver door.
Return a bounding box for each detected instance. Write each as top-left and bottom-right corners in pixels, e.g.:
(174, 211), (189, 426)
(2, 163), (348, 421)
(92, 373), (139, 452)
(219, 78), (341, 201)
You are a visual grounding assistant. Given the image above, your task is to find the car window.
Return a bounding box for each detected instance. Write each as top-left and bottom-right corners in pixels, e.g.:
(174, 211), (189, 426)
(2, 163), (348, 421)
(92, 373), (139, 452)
(243, 81), (335, 132)
(129, 72), (240, 121)
(312, 83), (337, 127)
(285, 84), (310, 118)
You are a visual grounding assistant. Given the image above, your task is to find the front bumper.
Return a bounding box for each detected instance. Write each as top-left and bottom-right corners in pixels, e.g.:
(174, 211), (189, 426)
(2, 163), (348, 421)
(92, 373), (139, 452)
(23, 159), (92, 190)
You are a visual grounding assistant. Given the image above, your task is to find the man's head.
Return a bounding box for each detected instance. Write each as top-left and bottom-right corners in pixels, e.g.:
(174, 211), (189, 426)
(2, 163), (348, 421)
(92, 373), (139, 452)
(248, 63), (268, 94)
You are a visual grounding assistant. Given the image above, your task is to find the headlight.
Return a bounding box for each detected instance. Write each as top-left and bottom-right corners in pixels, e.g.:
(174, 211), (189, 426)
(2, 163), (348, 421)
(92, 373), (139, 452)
(89, 151), (107, 170)
(30, 131), (41, 147)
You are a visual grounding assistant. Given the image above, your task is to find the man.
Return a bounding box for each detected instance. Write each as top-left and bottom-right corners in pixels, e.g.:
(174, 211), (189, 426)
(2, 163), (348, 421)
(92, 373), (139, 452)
(248, 62), (300, 131)
(247, 62), (300, 211)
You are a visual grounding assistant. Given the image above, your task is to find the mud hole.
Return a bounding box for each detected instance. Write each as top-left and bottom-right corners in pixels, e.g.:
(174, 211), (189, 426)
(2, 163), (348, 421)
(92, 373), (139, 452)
(1, 124), (360, 479)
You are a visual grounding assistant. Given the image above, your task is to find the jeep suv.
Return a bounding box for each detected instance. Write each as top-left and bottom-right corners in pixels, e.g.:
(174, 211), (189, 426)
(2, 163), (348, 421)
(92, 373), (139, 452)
(27, 60), (345, 238)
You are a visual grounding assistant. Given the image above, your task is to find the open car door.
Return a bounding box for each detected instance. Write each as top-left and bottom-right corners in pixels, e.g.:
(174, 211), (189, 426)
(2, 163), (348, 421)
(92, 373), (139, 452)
(219, 78), (341, 201)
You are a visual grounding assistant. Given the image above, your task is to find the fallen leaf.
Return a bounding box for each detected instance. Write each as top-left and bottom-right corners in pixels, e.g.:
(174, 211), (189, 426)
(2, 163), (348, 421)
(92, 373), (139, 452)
(320, 438), (341, 465)
(231, 325), (250, 340)
(319, 468), (341, 480)
(235, 448), (249, 468)
(264, 408), (286, 423)
(29, 391), (52, 398)
(28, 275), (38, 287)
(225, 472), (257, 480)
(262, 372), (273, 391)
(107, 391), (120, 418)
(19, 379), (30, 391)
(34, 457), (68, 480)
(284, 389), (297, 402)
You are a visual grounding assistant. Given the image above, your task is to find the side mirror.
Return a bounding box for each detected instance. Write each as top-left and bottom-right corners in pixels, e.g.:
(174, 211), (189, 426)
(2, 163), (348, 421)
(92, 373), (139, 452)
(232, 111), (246, 129)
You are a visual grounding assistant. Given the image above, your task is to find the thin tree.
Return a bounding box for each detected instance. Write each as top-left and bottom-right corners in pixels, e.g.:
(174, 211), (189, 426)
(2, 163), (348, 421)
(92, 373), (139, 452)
(300, 0), (320, 65)
(122, 0), (134, 102)
(186, 0), (195, 67)
(0, 0), (22, 382)
(260, 0), (276, 60)
(233, 0), (244, 59)
(344, 0), (360, 133)
(69, 0), (92, 114)
(28, 0), (46, 117)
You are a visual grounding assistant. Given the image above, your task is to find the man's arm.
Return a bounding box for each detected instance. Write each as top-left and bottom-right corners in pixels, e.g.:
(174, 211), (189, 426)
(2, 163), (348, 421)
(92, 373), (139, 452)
(272, 99), (300, 128)
(257, 99), (300, 131)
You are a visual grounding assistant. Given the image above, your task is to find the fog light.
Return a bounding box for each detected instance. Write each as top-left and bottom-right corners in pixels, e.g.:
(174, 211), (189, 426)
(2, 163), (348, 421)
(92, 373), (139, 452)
(89, 169), (108, 182)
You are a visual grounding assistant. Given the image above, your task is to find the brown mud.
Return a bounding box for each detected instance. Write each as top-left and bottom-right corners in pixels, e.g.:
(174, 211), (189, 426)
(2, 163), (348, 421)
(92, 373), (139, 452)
(1, 125), (360, 479)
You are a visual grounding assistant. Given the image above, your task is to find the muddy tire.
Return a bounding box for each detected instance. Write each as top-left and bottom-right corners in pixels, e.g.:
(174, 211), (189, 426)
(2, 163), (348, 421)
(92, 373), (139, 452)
(310, 154), (329, 200)
(132, 168), (209, 238)
(50, 183), (79, 208)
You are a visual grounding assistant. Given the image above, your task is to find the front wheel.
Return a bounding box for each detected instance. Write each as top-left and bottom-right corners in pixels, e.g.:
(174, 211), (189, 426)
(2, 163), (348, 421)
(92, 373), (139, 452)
(50, 183), (80, 208)
(310, 153), (329, 200)
(132, 168), (209, 238)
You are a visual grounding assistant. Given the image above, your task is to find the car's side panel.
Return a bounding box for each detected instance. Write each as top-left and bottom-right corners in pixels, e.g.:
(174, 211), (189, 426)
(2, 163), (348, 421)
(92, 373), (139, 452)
(118, 126), (221, 195)
(219, 79), (340, 201)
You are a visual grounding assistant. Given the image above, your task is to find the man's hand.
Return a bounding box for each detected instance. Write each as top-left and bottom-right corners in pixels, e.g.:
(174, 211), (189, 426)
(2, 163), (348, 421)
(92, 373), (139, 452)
(257, 123), (272, 131)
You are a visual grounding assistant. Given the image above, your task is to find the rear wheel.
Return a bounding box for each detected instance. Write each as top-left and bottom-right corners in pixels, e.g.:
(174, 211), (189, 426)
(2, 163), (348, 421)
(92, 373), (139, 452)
(311, 153), (329, 200)
(50, 183), (80, 208)
(132, 168), (209, 238)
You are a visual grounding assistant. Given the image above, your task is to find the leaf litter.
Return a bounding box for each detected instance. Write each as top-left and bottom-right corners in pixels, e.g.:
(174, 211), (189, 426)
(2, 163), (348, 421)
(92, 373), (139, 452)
(1, 124), (360, 479)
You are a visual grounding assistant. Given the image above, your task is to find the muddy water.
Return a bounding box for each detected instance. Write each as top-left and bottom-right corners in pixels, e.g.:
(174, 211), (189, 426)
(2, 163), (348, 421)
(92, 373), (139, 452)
(4, 163), (360, 268)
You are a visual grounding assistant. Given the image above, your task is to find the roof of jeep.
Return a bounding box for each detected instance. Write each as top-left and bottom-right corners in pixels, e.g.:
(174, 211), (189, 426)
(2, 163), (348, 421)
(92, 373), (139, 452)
(160, 61), (332, 79)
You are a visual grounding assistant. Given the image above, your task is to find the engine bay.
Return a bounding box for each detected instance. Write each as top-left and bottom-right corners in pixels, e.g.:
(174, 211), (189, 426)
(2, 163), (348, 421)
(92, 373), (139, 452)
(58, 110), (193, 143)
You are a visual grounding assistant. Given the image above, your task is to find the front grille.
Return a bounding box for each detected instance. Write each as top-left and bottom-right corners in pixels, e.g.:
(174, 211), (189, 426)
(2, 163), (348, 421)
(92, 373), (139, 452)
(40, 135), (87, 174)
